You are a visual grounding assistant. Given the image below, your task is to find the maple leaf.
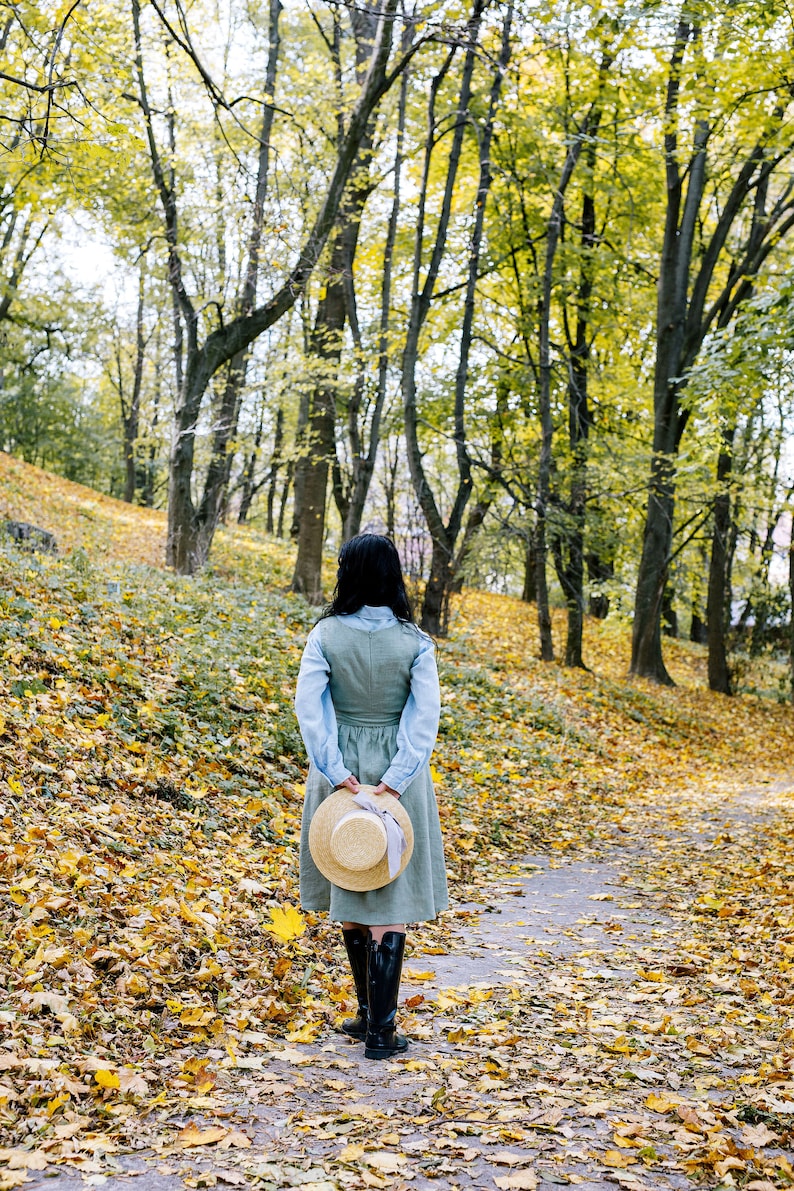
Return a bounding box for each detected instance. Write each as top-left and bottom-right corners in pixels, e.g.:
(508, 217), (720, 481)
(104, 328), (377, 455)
(494, 1172), (538, 1190)
(286, 1022), (321, 1044)
(266, 904), (306, 943)
(601, 1150), (638, 1168)
(177, 1125), (228, 1148)
(93, 1070), (120, 1090)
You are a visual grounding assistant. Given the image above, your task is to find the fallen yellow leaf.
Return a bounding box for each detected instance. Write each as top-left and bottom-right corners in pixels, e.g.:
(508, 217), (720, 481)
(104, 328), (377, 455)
(0, 1172), (30, 1190)
(601, 1150), (637, 1168)
(2, 1152), (48, 1171)
(685, 1036), (712, 1056)
(366, 1152), (408, 1173)
(286, 1022), (321, 1044)
(494, 1171), (538, 1190)
(339, 1143), (366, 1162)
(94, 1069), (120, 1090)
(218, 1130), (251, 1149)
(645, 1092), (677, 1113)
(177, 1125), (228, 1148)
(266, 904), (306, 943)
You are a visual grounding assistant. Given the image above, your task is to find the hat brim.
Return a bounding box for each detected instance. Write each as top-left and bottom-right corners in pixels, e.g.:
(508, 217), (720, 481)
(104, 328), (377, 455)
(309, 784), (414, 892)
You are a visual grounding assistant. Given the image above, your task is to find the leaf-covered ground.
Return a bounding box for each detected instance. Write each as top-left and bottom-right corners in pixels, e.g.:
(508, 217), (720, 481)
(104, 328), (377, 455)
(0, 452), (792, 1190)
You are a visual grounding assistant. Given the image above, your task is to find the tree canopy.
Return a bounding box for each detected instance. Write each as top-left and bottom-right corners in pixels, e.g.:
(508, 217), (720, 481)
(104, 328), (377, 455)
(1, 0), (793, 694)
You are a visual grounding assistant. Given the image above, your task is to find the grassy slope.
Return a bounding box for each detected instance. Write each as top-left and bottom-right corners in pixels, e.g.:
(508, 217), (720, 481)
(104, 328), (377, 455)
(1, 450), (792, 1154)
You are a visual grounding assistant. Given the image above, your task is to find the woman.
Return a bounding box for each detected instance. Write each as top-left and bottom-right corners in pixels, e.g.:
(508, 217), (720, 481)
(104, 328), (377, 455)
(295, 534), (448, 1060)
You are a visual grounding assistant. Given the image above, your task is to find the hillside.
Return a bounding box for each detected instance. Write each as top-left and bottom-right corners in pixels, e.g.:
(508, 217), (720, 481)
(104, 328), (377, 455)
(1, 452), (792, 1187)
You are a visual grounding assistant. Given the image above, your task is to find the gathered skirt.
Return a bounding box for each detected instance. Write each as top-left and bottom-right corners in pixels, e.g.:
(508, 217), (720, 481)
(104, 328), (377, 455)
(299, 721), (449, 924)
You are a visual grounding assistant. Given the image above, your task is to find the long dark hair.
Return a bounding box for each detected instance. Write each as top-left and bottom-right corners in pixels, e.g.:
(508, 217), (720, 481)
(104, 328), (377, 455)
(319, 534), (414, 622)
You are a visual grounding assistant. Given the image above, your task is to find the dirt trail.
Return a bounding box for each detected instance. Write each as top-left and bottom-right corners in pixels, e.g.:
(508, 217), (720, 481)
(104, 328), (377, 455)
(26, 779), (794, 1191)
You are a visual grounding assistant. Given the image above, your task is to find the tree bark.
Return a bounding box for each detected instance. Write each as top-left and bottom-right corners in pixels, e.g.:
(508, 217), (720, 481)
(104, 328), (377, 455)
(120, 264), (146, 504)
(534, 43), (613, 664)
(707, 427), (734, 693)
(690, 607), (707, 644)
(631, 17), (794, 680)
(631, 456), (677, 683)
(630, 19), (704, 683)
(238, 404), (265, 526)
(789, 520), (794, 704)
(266, 405), (284, 532)
(142, 351), (161, 508)
(291, 240), (349, 602)
(560, 123), (601, 668)
(292, 1), (387, 598)
(382, 436), (399, 540)
(587, 552), (612, 618)
(337, 57), (410, 540)
(522, 533), (538, 604)
(402, 0), (512, 634)
(449, 386), (505, 595)
(189, 0), (282, 555)
(662, 586), (678, 637)
(290, 359), (311, 538)
(132, 0), (402, 572)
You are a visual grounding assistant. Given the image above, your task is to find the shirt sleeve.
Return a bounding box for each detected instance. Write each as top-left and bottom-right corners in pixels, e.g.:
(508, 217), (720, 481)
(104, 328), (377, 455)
(294, 627), (351, 788)
(380, 634), (440, 795)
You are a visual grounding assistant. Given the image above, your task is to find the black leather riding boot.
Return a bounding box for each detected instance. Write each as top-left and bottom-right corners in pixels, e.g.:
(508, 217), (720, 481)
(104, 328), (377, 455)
(340, 928), (368, 1039)
(364, 931), (409, 1060)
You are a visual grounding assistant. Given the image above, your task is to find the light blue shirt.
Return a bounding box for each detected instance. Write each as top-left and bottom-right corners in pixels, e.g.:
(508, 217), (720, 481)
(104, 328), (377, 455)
(294, 605), (440, 794)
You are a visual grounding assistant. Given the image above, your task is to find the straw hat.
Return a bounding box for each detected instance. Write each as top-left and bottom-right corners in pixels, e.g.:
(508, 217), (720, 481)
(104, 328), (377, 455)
(309, 784), (414, 892)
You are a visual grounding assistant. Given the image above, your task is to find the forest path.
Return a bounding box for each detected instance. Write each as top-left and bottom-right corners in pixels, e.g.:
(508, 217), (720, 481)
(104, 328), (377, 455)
(26, 775), (794, 1191)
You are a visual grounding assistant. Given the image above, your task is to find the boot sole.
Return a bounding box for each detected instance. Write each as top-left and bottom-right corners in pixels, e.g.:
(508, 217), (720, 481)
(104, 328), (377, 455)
(364, 1042), (409, 1060)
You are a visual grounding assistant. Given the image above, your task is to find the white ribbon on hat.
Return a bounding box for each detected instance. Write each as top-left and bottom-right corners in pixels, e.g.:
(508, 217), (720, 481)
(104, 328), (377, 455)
(352, 792), (407, 879)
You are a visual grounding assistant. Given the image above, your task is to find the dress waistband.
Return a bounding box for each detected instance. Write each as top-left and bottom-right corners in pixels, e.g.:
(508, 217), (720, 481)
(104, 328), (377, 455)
(336, 715), (402, 727)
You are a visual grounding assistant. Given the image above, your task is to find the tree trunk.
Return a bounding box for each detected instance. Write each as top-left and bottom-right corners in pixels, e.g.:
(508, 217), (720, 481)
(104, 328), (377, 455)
(238, 404), (266, 525)
(661, 586), (678, 638)
(631, 456), (677, 683)
(630, 14), (794, 678)
(193, 356), (245, 557)
(133, 0), (401, 572)
(277, 461), (292, 538)
(534, 516), (554, 660)
(422, 534), (454, 636)
(266, 405), (285, 532)
(383, 437), (399, 541)
(587, 552), (612, 618)
(292, 254), (348, 602)
(532, 44), (615, 665)
(292, 4), (387, 593)
(448, 498), (488, 596)
(123, 265), (146, 504)
(449, 390), (504, 595)
(560, 131), (600, 669)
(402, 0), (511, 633)
(789, 521), (794, 704)
(338, 51), (411, 540)
(561, 508), (585, 667)
(142, 351), (161, 508)
(191, 0), (283, 548)
(707, 429), (734, 693)
(522, 534), (538, 604)
(690, 608), (707, 644)
(290, 381), (311, 538)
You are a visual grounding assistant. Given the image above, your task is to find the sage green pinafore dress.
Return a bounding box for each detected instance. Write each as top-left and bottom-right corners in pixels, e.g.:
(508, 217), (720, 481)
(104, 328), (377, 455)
(299, 618), (449, 924)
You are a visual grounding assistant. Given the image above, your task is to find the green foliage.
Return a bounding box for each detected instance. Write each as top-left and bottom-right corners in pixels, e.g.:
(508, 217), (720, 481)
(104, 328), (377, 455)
(0, 0), (791, 670)
(0, 326), (121, 489)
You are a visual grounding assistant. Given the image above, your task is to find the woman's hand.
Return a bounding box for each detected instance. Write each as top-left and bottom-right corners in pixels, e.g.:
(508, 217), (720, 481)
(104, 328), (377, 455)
(373, 782), (399, 798)
(335, 775), (361, 793)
